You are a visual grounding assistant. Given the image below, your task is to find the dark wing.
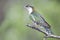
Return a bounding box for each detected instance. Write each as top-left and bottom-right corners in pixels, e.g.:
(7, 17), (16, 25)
(38, 13), (51, 28)
(31, 11), (51, 28)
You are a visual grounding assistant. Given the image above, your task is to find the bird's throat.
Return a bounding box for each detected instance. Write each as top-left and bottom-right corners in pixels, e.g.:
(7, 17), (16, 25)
(28, 8), (33, 14)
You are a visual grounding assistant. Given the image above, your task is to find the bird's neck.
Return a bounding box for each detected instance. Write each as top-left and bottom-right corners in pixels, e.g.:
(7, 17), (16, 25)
(28, 9), (33, 15)
(28, 8), (35, 15)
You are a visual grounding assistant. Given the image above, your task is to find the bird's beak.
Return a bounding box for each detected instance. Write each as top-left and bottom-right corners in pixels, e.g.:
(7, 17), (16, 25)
(24, 5), (28, 11)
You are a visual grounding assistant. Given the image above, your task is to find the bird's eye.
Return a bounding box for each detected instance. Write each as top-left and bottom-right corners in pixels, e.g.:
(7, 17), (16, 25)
(26, 6), (27, 7)
(26, 5), (29, 7)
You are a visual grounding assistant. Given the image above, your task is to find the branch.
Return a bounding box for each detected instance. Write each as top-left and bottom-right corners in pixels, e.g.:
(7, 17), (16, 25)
(26, 24), (60, 39)
(46, 34), (60, 39)
(26, 24), (48, 36)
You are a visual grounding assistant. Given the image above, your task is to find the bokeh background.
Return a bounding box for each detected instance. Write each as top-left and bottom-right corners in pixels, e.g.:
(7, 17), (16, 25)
(0, 0), (60, 40)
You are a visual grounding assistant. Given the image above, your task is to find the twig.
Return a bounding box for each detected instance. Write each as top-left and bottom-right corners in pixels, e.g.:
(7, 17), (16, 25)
(26, 24), (60, 39)
(46, 34), (60, 39)
(26, 24), (48, 36)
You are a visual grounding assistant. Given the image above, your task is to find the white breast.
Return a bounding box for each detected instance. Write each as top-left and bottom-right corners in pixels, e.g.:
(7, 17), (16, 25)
(27, 7), (33, 14)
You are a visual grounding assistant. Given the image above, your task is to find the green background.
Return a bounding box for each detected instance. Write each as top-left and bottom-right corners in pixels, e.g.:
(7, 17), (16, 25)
(0, 0), (60, 40)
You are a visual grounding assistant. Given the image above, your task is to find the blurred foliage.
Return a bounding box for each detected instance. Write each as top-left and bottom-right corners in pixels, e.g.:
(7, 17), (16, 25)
(0, 0), (60, 40)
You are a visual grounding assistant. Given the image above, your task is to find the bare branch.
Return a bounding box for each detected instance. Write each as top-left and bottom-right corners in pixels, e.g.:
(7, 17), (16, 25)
(46, 34), (60, 39)
(26, 24), (48, 36)
(26, 24), (60, 39)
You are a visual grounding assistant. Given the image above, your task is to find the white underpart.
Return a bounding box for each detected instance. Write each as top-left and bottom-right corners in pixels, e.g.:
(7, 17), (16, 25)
(26, 7), (33, 14)
(26, 7), (35, 21)
(26, 7), (36, 25)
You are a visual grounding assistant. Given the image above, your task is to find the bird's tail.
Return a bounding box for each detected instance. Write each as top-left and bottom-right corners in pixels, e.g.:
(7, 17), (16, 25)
(45, 28), (54, 34)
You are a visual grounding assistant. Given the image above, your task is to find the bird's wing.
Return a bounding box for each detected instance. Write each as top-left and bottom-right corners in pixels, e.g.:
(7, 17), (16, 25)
(31, 12), (51, 28)
(38, 13), (51, 28)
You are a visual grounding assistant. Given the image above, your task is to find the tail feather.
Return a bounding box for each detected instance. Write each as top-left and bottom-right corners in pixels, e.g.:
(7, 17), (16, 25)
(46, 28), (53, 34)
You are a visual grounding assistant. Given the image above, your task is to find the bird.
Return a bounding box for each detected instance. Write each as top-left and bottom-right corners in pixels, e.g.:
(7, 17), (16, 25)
(25, 5), (53, 34)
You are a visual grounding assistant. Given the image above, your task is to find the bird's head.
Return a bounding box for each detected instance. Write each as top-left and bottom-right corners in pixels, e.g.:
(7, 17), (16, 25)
(25, 5), (34, 14)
